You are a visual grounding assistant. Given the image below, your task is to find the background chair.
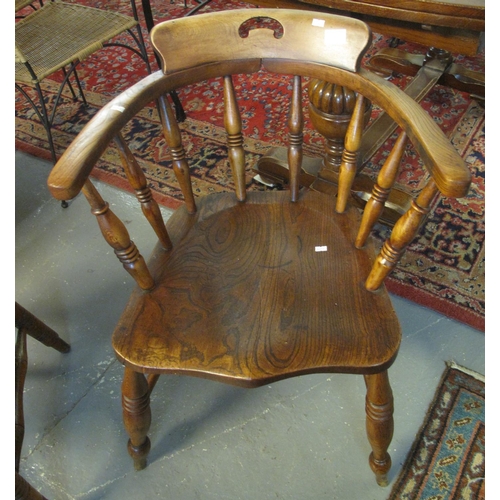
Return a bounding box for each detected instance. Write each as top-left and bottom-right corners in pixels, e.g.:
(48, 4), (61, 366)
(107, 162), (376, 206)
(47, 9), (471, 488)
(15, 0), (151, 165)
(15, 303), (70, 500)
(15, 0), (42, 18)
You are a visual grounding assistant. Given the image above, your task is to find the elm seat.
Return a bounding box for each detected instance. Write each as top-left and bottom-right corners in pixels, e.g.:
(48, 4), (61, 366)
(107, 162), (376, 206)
(47, 9), (471, 488)
(113, 190), (401, 384)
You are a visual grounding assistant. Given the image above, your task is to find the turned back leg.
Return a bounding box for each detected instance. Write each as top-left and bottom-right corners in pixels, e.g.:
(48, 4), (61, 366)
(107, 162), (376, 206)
(122, 367), (152, 471)
(364, 371), (394, 486)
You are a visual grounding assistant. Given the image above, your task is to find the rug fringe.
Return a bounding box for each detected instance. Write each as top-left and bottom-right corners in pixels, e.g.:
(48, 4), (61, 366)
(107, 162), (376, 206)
(447, 360), (485, 382)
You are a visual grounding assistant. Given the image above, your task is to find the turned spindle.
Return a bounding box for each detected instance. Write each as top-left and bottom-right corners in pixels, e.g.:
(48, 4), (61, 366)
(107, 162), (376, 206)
(114, 132), (172, 250)
(81, 180), (154, 290)
(158, 94), (197, 214)
(224, 75), (247, 202)
(366, 178), (439, 290)
(122, 367), (152, 471)
(288, 75), (304, 202)
(356, 132), (408, 248)
(364, 371), (394, 487)
(336, 94), (366, 213)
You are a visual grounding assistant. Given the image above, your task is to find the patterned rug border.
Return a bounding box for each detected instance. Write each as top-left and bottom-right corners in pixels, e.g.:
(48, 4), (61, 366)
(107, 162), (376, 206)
(388, 361), (485, 500)
(384, 279), (484, 332)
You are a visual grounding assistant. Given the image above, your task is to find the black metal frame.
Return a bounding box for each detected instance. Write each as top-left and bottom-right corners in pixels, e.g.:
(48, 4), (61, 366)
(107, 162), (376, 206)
(137, 0), (217, 122)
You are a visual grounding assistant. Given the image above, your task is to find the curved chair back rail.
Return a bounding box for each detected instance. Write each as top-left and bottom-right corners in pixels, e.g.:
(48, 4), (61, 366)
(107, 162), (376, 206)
(48, 68), (470, 203)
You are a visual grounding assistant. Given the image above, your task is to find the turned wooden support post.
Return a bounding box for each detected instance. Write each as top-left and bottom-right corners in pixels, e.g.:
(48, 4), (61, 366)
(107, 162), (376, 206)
(356, 131), (408, 247)
(114, 132), (172, 251)
(366, 178), (439, 290)
(364, 371), (394, 487)
(122, 367), (152, 471)
(158, 94), (197, 214)
(288, 75), (304, 202)
(308, 79), (371, 182)
(81, 180), (155, 291)
(336, 94), (366, 213)
(224, 75), (247, 202)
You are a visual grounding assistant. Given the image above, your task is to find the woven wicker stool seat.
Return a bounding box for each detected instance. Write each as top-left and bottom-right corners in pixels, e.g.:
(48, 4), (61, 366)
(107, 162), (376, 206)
(15, 0), (150, 165)
(15, 2), (140, 84)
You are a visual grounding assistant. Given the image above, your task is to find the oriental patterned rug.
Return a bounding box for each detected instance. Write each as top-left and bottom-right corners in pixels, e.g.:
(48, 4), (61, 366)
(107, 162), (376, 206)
(15, 0), (485, 330)
(388, 363), (485, 500)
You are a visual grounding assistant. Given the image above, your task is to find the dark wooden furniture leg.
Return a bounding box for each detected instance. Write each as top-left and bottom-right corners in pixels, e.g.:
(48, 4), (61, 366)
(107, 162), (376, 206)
(368, 46), (484, 99)
(122, 367), (152, 471)
(15, 303), (70, 500)
(364, 371), (394, 487)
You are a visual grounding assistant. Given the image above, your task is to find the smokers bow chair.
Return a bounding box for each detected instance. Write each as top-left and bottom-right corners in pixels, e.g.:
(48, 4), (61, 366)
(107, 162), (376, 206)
(15, 0), (151, 165)
(47, 9), (471, 487)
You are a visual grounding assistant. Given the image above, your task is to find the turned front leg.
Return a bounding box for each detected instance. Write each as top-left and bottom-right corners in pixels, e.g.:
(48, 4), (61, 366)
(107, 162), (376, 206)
(364, 371), (394, 487)
(122, 367), (152, 471)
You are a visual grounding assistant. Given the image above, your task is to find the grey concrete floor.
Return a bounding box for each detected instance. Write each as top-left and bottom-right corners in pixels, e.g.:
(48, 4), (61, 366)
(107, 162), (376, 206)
(15, 149), (485, 499)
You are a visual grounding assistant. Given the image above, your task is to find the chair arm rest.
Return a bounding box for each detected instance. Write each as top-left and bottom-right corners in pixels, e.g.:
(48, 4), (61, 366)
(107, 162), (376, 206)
(324, 65), (472, 198)
(359, 68), (472, 198)
(47, 60), (260, 201)
(48, 64), (471, 203)
(48, 71), (171, 201)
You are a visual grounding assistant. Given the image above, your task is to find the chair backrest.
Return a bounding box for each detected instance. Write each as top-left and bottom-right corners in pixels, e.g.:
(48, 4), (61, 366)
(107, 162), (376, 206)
(152, 10), (371, 74)
(15, 0), (38, 13)
(47, 9), (471, 292)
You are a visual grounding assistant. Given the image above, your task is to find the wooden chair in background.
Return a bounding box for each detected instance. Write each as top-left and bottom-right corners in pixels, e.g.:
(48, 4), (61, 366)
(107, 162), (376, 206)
(15, 0), (151, 165)
(15, 303), (70, 500)
(47, 9), (471, 487)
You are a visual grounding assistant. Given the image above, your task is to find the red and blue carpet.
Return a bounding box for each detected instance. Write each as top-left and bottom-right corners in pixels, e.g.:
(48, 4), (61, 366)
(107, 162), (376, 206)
(389, 363), (485, 500)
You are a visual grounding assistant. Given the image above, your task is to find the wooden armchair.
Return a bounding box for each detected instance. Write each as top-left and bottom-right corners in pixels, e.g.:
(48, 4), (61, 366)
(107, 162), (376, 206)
(15, 0), (151, 165)
(47, 9), (471, 487)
